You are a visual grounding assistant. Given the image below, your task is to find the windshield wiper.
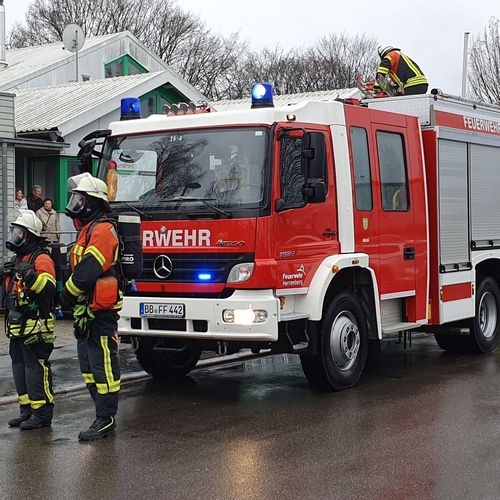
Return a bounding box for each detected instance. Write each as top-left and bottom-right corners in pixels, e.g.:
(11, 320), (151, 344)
(164, 196), (232, 218)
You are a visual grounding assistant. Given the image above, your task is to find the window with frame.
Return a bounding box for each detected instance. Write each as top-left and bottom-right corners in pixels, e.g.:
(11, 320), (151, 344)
(279, 135), (305, 209)
(350, 127), (373, 211)
(105, 60), (124, 78)
(377, 131), (409, 211)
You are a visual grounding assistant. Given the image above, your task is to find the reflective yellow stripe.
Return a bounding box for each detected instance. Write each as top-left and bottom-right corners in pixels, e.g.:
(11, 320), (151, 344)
(74, 245), (84, 256)
(390, 71), (403, 87)
(82, 372), (95, 384)
(66, 275), (84, 297)
(108, 380), (121, 392)
(377, 66), (389, 75)
(85, 246), (106, 267)
(18, 394), (30, 406)
(96, 383), (109, 395)
(38, 359), (54, 404)
(401, 54), (424, 77)
(30, 272), (56, 294)
(99, 416), (115, 432)
(30, 400), (46, 410)
(405, 75), (428, 87)
(100, 336), (120, 394)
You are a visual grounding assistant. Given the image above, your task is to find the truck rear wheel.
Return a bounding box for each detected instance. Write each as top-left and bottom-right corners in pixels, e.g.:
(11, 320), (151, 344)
(135, 337), (201, 379)
(435, 277), (500, 354)
(300, 291), (368, 391)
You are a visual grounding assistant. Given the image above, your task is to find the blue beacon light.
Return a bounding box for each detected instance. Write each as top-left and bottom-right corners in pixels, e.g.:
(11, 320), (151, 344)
(251, 83), (274, 109)
(120, 97), (142, 120)
(197, 273), (212, 281)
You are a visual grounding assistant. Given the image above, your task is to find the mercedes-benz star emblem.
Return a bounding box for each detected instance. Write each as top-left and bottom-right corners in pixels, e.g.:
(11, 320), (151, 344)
(153, 255), (173, 279)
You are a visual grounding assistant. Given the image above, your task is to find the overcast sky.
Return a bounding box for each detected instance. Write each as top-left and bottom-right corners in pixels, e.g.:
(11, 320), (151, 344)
(5, 0), (500, 95)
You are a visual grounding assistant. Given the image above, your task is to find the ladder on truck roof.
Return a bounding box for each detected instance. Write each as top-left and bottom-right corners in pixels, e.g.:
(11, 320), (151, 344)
(355, 75), (397, 99)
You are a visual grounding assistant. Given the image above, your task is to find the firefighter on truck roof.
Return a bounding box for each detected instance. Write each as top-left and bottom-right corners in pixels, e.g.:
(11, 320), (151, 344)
(375, 45), (428, 95)
(3, 210), (56, 430)
(60, 173), (123, 441)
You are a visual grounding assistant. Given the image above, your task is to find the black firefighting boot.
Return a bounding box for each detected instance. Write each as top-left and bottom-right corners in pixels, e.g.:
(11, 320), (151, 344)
(20, 414), (52, 430)
(78, 416), (116, 441)
(8, 406), (31, 428)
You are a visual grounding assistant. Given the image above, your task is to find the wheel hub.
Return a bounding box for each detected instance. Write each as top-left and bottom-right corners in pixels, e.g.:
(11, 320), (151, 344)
(479, 291), (497, 339)
(329, 311), (360, 371)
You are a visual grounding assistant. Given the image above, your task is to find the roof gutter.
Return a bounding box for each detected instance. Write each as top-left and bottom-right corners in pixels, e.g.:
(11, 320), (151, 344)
(8, 137), (70, 150)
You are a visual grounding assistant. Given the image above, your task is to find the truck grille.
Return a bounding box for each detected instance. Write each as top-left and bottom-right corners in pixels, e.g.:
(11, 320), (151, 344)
(141, 252), (254, 283)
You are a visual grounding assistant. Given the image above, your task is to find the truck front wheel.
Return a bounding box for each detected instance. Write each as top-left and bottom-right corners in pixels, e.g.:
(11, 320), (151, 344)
(300, 291), (368, 391)
(134, 337), (201, 379)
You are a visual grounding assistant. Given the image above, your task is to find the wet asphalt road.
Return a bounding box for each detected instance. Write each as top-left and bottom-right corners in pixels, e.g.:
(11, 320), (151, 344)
(2, 336), (500, 499)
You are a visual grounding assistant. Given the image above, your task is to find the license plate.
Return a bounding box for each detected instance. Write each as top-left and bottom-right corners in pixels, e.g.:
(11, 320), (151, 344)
(140, 303), (185, 318)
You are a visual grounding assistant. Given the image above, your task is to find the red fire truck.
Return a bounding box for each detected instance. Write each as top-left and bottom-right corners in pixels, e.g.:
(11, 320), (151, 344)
(82, 85), (500, 391)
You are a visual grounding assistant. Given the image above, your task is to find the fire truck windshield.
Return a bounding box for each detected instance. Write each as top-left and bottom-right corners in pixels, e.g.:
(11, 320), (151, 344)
(99, 127), (269, 212)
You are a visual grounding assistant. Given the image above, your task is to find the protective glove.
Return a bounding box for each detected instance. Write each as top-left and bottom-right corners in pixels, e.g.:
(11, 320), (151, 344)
(373, 82), (382, 92)
(24, 333), (42, 348)
(41, 333), (56, 344)
(73, 304), (94, 340)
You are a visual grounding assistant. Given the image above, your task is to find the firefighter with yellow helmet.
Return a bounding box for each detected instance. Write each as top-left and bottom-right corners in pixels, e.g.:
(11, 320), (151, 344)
(375, 45), (428, 95)
(60, 173), (123, 441)
(3, 210), (56, 430)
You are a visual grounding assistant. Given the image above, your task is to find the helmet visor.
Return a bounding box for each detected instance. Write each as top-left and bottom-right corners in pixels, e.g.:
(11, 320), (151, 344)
(66, 192), (87, 216)
(7, 225), (28, 249)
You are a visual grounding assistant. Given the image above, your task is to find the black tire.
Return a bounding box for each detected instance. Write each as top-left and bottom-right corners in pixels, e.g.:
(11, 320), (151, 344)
(435, 277), (500, 354)
(135, 337), (201, 379)
(434, 332), (471, 354)
(300, 291), (368, 391)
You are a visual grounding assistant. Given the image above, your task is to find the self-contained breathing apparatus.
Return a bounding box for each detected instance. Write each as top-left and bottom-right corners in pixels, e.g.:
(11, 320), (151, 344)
(1, 211), (60, 345)
(64, 173), (143, 339)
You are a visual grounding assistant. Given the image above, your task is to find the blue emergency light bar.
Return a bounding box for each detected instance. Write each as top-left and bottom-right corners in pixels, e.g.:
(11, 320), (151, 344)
(251, 83), (274, 108)
(120, 97), (142, 120)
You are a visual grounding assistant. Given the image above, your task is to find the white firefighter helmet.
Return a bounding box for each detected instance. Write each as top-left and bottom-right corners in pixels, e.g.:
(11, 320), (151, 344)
(68, 172), (109, 202)
(378, 45), (400, 59)
(11, 210), (43, 237)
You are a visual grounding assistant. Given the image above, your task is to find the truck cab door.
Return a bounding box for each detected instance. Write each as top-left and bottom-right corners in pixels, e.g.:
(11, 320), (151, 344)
(273, 126), (339, 295)
(371, 123), (418, 301)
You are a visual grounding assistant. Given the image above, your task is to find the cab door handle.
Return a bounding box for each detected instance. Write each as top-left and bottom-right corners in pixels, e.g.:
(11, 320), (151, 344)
(403, 247), (416, 260)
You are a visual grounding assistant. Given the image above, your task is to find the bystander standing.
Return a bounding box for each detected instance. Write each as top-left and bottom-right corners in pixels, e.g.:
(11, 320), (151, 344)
(36, 198), (60, 243)
(27, 185), (43, 213)
(14, 188), (28, 210)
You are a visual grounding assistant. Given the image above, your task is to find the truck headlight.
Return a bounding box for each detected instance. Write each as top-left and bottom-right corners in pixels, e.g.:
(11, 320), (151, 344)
(227, 263), (254, 283)
(223, 308), (268, 325)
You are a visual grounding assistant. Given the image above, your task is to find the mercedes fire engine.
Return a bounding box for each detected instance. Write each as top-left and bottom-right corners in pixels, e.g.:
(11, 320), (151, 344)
(79, 84), (500, 391)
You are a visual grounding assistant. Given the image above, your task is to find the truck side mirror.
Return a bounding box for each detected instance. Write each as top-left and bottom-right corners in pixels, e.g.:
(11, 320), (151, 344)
(302, 132), (327, 203)
(303, 132), (326, 178)
(77, 139), (97, 160)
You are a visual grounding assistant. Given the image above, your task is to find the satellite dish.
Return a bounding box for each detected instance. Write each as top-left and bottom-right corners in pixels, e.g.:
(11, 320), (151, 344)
(62, 24), (85, 53)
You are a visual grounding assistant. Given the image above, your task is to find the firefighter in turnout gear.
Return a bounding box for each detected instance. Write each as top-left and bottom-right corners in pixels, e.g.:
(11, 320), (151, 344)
(3, 211), (56, 430)
(60, 173), (123, 441)
(375, 45), (428, 95)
